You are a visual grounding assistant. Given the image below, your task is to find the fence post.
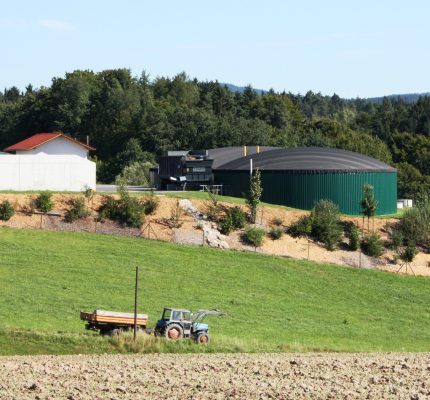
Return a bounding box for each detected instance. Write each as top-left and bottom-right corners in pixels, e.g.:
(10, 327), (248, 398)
(134, 266), (139, 341)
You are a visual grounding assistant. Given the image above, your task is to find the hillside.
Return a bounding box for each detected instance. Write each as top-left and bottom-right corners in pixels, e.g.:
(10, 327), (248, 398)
(0, 227), (429, 355)
(0, 192), (428, 276)
(367, 92), (430, 103)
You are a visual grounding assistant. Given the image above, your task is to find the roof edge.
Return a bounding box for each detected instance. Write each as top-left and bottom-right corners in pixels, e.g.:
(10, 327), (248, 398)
(4, 132), (96, 152)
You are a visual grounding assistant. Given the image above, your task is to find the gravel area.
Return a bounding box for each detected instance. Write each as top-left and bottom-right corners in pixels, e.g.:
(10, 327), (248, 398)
(0, 353), (429, 399)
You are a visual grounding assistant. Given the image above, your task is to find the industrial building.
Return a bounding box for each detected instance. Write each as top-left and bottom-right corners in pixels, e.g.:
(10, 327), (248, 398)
(155, 146), (398, 215)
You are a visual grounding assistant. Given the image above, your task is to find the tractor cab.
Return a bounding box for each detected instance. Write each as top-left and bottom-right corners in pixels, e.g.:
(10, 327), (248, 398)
(156, 307), (193, 336)
(155, 307), (225, 344)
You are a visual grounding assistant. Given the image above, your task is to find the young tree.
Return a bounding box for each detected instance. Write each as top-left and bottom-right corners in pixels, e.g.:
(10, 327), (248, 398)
(33, 192), (54, 228)
(246, 169), (262, 224)
(398, 240), (418, 274)
(360, 184), (378, 232)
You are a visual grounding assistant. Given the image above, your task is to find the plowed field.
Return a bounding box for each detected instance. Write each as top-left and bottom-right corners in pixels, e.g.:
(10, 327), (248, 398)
(1, 353), (429, 399)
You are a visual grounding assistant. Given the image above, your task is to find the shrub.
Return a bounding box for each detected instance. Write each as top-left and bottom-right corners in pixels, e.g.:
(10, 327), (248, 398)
(98, 190), (145, 228)
(98, 195), (118, 222)
(0, 200), (15, 221)
(226, 206), (246, 230)
(361, 232), (384, 257)
(168, 200), (184, 228)
(311, 200), (342, 251)
(34, 192), (54, 214)
(219, 216), (234, 235)
(205, 191), (223, 222)
(116, 190), (146, 228)
(268, 227), (284, 240)
(64, 197), (90, 223)
(142, 192), (159, 215)
(348, 223), (360, 251)
(82, 185), (95, 207)
(399, 241), (418, 264)
(271, 217), (283, 226)
(287, 215), (312, 237)
(395, 198), (430, 251)
(390, 228), (404, 251)
(241, 226), (265, 247)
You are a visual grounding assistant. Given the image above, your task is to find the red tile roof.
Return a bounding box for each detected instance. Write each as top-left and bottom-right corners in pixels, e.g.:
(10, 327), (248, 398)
(4, 132), (95, 152)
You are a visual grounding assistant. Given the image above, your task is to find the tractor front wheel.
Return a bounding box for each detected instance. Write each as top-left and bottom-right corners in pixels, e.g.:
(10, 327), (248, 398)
(165, 323), (183, 340)
(196, 333), (210, 344)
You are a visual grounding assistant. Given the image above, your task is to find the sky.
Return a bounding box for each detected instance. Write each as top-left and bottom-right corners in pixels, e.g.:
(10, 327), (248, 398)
(1, 0), (430, 98)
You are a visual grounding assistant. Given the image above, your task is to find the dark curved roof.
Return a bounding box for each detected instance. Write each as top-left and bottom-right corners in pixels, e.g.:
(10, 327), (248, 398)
(215, 147), (396, 173)
(208, 146), (279, 169)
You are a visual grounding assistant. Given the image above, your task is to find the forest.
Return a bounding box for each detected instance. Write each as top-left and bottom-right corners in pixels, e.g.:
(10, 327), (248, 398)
(0, 68), (429, 199)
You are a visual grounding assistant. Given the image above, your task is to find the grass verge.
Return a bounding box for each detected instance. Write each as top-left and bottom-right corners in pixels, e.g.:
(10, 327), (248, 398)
(0, 227), (429, 355)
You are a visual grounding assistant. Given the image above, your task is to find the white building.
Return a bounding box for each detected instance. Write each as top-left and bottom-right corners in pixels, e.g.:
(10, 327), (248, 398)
(1, 132), (96, 191)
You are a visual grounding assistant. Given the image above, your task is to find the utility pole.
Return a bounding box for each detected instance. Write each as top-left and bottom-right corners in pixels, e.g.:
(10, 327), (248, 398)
(134, 266), (139, 341)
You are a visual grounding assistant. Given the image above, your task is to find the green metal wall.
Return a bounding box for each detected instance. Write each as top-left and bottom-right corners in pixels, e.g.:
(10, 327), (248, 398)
(214, 170), (397, 215)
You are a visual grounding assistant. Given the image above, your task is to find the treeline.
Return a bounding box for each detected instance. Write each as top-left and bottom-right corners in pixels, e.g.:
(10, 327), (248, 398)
(0, 69), (429, 198)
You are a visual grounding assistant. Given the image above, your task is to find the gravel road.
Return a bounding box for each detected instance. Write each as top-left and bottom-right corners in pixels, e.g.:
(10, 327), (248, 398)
(0, 353), (429, 399)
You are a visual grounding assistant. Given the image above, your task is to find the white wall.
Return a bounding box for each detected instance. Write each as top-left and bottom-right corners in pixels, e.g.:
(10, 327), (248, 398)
(15, 137), (88, 158)
(0, 154), (96, 191)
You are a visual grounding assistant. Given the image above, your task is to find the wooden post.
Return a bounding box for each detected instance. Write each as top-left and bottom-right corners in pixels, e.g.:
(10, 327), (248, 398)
(134, 266), (139, 341)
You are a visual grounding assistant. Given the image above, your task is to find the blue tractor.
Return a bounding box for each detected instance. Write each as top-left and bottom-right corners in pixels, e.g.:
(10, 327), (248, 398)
(155, 308), (225, 344)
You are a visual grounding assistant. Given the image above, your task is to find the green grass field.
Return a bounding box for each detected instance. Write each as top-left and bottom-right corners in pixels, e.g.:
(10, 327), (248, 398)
(0, 227), (429, 355)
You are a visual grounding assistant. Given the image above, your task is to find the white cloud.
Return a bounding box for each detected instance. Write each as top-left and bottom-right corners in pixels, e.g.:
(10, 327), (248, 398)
(39, 19), (76, 32)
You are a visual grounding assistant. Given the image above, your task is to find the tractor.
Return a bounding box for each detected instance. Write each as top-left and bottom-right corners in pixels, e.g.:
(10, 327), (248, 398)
(155, 307), (225, 344)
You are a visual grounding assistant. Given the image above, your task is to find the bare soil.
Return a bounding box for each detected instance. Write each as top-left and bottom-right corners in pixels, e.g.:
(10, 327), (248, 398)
(0, 353), (429, 399)
(1, 193), (429, 276)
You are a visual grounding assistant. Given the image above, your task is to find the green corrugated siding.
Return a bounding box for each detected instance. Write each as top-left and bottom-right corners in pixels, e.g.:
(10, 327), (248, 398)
(215, 170), (397, 215)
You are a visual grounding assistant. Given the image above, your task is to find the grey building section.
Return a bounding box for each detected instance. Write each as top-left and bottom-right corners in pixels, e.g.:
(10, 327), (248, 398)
(208, 146), (279, 169)
(215, 147), (396, 172)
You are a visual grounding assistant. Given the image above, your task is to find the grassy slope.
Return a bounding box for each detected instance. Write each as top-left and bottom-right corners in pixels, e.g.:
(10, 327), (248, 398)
(0, 227), (429, 355)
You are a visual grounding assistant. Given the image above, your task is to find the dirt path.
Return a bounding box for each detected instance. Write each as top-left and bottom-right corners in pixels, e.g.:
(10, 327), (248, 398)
(0, 353), (429, 399)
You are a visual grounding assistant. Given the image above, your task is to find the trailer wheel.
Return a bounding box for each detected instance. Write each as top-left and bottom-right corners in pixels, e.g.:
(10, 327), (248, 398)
(165, 324), (183, 340)
(196, 333), (210, 344)
(109, 328), (122, 336)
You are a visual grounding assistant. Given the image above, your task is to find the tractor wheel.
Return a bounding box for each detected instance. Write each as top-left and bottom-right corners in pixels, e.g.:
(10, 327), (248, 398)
(196, 333), (210, 344)
(165, 324), (183, 340)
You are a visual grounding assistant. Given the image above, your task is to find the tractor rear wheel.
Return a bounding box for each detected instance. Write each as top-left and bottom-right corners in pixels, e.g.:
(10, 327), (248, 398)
(165, 323), (183, 340)
(196, 333), (210, 344)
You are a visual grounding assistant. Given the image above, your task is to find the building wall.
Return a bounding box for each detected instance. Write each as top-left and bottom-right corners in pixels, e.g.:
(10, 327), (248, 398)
(214, 170), (397, 215)
(0, 154), (96, 191)
(15, 137), (88, 158)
